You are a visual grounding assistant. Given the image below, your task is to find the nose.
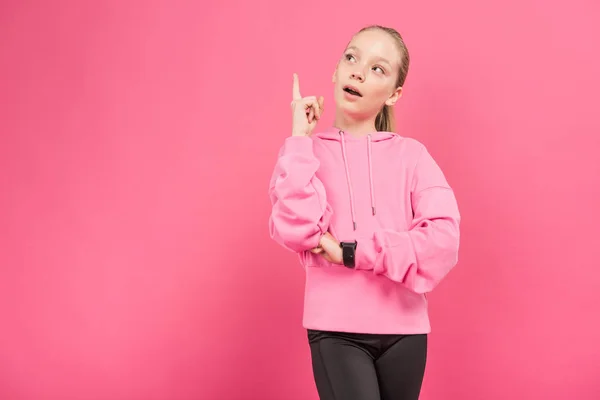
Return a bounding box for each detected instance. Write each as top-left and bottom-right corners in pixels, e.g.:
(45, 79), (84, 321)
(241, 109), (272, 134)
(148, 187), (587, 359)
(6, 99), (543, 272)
(350, 70), (365, 82)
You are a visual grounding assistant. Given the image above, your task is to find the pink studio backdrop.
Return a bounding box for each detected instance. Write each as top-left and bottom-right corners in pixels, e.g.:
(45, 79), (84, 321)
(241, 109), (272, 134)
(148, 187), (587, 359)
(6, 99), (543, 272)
(1, 1), (599, 399)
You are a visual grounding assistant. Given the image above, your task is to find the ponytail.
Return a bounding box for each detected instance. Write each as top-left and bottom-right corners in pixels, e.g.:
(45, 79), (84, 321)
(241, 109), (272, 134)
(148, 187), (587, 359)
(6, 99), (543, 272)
(375, 105), (395, 132)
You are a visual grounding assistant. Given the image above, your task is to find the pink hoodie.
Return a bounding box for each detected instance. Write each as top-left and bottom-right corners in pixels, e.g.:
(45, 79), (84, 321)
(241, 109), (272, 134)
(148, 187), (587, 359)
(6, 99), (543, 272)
(268, 127), (461, 334)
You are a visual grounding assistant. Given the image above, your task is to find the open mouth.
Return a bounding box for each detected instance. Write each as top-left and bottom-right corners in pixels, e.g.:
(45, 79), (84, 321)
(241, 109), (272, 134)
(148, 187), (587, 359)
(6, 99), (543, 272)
(343, 86), (362, 97)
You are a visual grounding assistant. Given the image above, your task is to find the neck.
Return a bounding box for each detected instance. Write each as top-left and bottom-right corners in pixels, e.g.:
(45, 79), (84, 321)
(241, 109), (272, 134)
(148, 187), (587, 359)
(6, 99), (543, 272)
(333, 112), (377, 137)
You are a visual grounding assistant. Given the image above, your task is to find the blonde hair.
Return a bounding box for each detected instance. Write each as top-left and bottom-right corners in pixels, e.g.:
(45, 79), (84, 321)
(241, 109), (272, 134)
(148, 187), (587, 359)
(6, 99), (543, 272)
(355, 25), (410, 132)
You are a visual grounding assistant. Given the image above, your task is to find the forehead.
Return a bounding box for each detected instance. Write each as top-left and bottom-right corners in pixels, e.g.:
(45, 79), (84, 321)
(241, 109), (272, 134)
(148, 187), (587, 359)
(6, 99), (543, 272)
(347, 30), (401, 65)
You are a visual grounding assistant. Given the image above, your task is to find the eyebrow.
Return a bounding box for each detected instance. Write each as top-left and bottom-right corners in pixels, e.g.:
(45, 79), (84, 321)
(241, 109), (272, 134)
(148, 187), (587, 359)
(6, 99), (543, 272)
(346, 46), (393, 66)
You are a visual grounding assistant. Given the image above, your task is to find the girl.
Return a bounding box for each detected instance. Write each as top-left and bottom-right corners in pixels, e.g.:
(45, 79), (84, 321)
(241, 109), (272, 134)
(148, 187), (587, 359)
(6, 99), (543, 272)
(268, 25), (461, 400)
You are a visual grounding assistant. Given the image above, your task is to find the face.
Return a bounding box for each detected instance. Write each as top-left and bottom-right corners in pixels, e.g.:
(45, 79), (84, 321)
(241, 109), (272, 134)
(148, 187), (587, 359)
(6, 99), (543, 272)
(333, 29), (403, 119)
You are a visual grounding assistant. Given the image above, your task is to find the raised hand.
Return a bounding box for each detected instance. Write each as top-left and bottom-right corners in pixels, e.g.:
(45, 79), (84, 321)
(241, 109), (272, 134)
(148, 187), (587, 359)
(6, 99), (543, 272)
(291, 73), (325, 137)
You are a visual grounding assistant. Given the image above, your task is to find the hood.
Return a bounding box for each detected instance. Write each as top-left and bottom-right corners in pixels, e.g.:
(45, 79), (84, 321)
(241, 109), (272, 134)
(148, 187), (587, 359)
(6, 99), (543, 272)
(313, 126), (397, 142)
(312, 127), (399, 231)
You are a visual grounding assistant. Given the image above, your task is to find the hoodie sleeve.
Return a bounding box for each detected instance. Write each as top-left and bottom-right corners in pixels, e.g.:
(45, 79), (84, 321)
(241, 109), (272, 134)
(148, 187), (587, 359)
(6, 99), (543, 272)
(354, 146), (461, 294)
(268, 136), (333, 253)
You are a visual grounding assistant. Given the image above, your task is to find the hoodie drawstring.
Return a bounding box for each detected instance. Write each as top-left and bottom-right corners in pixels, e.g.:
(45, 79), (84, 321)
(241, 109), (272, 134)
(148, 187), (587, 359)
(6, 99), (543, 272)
(367, 134), (376, 216)
(339, 131), (376, 231)
(339, 131), (357, 230)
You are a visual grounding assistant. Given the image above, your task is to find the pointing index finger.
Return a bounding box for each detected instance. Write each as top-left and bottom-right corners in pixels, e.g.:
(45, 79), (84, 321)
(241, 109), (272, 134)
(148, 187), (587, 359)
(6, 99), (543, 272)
(292, 73), (302, 100)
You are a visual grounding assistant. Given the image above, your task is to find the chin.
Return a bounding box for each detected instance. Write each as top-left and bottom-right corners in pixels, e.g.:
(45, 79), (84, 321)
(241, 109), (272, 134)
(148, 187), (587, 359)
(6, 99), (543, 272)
(337, 101), (368, 118)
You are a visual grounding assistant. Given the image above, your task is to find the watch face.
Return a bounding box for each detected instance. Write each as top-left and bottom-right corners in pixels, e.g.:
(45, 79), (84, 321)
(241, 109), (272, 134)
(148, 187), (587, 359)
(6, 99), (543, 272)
(342, 243), (356, 268)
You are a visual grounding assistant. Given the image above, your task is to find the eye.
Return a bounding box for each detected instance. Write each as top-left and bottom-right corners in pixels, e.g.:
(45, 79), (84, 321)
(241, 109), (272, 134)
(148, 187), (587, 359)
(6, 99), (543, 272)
(345, 53), (356, 63)
(373, 65), (385, 74)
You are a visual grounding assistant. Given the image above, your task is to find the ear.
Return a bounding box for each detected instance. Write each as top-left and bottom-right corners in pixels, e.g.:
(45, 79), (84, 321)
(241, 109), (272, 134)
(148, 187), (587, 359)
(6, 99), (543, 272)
(385, 87), (403, 106)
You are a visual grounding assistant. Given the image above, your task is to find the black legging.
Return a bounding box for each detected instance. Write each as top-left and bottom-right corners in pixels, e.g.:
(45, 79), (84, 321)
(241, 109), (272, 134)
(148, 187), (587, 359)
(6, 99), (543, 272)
(307, 329), (427, 400)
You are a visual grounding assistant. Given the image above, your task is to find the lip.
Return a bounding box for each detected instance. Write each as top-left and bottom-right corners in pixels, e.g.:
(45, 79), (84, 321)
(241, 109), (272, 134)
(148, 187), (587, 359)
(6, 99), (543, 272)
(343, 84), (362, 97)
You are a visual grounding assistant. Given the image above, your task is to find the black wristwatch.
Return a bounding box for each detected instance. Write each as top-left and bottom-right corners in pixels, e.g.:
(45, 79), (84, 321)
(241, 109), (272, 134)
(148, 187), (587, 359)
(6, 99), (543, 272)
(340, 241), (357, 268)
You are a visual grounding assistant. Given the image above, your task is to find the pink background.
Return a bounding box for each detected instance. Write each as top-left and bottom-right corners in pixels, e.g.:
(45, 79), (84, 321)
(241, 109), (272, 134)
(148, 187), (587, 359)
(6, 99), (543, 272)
(1, 1), (599, 399)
